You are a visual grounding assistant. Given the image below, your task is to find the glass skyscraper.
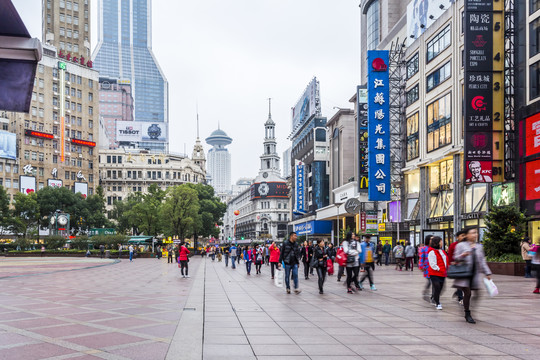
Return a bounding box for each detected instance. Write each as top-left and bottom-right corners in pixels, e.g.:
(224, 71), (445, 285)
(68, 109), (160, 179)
(92, 0), (168, 152)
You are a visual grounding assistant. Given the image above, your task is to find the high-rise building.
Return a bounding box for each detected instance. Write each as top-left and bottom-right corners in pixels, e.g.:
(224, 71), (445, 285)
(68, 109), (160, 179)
(98, 78), (134, 149)
(205, 127), (232, 194)
(42, 0), (92, 59)
(92, 0), (168, 153)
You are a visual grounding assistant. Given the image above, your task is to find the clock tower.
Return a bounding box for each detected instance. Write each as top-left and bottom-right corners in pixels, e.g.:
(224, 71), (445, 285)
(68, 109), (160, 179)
(259, 99), (281, 178)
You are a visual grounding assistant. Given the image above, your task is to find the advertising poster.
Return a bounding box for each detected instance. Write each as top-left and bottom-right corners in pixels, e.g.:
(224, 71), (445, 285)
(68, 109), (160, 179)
(116, 121), (142, 142)
(291, 78), (319, 133)
(295, 160), (306, 214)
(74, 182), (88, 198)
(19, 175), (36, 194)
(526, 113), (540, 157)
(492, 182), (515, 206)
(526, 159), (540, 201)
(407, 0), (455, 45)
(465, 160), (493, 183)
(366, 210), (378, 234)
(140, 122), (167, 142)
(250, 182), (289, 199)
(357, 86), (368, 191)
(466, 131), (493, 160)
(47, 179), (63, 188)
(367, 50), (391, 201)
(0, 131), (16, 160)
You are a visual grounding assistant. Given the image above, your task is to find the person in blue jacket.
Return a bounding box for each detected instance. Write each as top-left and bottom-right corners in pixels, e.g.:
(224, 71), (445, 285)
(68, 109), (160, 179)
(359, 234), (377, 291)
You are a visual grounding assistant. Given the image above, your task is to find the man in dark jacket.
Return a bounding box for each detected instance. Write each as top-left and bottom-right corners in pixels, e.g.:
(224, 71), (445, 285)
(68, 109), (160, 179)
(301, 241), (314, 280)
(279, 232), (302, 294)
(383, 241), (392, 266)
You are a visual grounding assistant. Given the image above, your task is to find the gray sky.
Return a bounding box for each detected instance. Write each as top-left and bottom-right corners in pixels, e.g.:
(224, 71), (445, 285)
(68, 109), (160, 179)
(13, 0), (361, 183)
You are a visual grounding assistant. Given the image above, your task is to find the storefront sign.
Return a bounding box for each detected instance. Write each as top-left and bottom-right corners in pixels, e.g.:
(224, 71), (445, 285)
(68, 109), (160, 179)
(378, 223), (386, 232)
(492, 182), (515, 206)
(461, 212), (483, 220)
(295, 160), (306, 213)
(357, 85), (368, 191)
(19, 175), (36, 194)
(526, 113), (540, 157)
(525, 159), (540, 201)
(58, 51), (93, 68)
(367, 50), (391, 201)
(71, 138), (96, 147)
(345, 198), (361, 215)
(24, 130), (54, 139)
(47, 179), (63, 188)
(427, 216), (453, 224)
(366, 210), (378, 234)
(293, 220), (332, 236)
(360, 212), (367, 232)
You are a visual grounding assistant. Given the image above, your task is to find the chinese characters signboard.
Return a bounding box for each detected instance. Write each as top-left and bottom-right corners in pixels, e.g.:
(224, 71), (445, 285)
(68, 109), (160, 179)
(367, 50), (390, 201)
(295, 160), (306, 214)
(357, 85), (369, 192)
(463, 0), (504, 183)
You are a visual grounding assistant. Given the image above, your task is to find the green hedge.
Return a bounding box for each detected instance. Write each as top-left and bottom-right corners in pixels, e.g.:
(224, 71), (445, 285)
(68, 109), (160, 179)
(486, 253), (524, 263)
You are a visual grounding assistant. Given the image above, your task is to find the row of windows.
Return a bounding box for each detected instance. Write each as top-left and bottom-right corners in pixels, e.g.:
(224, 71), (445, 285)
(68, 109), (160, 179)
(427, 61), (451, 92)
(59, 28), (79, 39)
(427, 25), (451, 62)
(104, 170), (200, 182)
(0, 163), (18, 174)
(406, 92), (452, 161)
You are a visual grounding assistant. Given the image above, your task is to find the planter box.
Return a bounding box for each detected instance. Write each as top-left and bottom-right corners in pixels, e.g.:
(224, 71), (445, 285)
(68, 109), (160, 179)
(487, 261), (525, 276)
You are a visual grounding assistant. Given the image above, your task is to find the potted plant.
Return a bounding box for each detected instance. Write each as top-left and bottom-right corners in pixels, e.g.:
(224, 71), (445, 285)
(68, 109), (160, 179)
(483, 205), (528, 276)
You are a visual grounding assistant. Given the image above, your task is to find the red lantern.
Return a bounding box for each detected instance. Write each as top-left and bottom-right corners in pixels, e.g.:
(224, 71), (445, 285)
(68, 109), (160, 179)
(234, 210), (240, 216)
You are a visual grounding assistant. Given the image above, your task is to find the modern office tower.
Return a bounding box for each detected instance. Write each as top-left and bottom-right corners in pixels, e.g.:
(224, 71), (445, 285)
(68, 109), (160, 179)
(205, 127), (232, 194)
(42, 0), (92, 59)
(98, 78), (134, 149)
(92, 0), (169, 153)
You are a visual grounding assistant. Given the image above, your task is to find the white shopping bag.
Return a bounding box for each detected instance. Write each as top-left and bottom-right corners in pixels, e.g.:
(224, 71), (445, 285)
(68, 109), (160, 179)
(483, 278), (499, 297)
(274, 269), (284, 288)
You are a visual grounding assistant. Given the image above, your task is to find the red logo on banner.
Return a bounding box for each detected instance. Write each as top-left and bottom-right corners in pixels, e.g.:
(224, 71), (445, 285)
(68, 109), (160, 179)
(470, 133), (488, 149)
(526, 159), (540, 200)
(372, 58), (387, 71)
(472, 35), (487, 47)
(471, 96), (487, 111)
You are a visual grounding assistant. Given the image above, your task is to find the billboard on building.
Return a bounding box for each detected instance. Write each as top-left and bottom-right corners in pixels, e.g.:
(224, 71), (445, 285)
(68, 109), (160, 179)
(293, 220), (332, 236)
(492, 182), (515, 206)
(291, 78), (319, 134)
(525, 159), (540, 201)
(294, 160), (306, 214)
(0, 131), (16, 160)
(74, 182), (88, 198)
(526, 113), (540, 157)
(357, 86), (368, 192)
(407, 0), (455, 45)
(19, 175), (36, 194)
(47, 179), (63, 188)
(140, 122), (167, 142)
(367, 50), (391, 201)
(116, 121), (142, 142)
(250, 182), (289, 199)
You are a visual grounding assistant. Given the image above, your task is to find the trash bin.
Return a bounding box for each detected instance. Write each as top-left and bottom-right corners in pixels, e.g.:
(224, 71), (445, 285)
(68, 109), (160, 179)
(105, 250), (111, 258)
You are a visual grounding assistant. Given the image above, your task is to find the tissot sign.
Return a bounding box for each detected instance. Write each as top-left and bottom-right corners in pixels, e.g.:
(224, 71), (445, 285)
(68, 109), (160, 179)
(116, 121), (142, 142)
(463, 0), (504, 183)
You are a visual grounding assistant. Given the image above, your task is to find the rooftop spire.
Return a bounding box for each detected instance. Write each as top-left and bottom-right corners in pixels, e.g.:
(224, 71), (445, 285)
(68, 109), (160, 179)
(196, 103), (200, 139)
(268, 97), (272, 118)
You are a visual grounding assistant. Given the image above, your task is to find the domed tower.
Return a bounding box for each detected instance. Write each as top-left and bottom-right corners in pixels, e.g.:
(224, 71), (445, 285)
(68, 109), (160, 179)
(205, 125), (232, 193)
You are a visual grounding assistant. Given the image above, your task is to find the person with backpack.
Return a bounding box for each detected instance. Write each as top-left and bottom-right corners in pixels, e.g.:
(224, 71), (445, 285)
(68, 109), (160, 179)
(359, 234), (377, 291)
(428, 236), (448, 310)
(326, 243), (336, 276)
(230, 244), (237, 269)
(393, 242), (405, 271)
(404, 241), (415, 271)
(343, 232), (362, 294)
(419, 235), (433, 303)
(383, 241), (391, 266)
(279, 232), (302, 294)
(336, 241), (346, 282)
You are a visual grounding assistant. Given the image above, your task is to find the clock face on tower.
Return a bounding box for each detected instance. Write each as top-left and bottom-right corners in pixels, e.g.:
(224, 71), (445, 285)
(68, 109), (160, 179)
(263, 172), (268, 178)
(258, 182), (269, 196)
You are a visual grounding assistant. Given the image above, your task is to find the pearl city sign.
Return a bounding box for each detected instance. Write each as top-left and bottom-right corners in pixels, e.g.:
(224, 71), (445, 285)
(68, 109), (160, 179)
(463, 0), (505, 183)
(367, 50), (391, 201)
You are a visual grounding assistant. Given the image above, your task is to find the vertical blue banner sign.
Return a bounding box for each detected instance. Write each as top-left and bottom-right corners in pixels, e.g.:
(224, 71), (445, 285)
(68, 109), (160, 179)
(295, 160), (306, 213)
(367, 50), (391, 201)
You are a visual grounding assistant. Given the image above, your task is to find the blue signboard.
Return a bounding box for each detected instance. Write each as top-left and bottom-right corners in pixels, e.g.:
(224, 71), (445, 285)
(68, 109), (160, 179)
(295, 161), (306, 213)
(294, 220), (332, 236)
(367, 50), (391, 201)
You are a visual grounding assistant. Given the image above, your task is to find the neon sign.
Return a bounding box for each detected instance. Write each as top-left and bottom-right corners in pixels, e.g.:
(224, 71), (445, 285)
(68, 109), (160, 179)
(24, 130), (54, 139)
(71, 138), (96, 147)
(58, 50), (93, 68)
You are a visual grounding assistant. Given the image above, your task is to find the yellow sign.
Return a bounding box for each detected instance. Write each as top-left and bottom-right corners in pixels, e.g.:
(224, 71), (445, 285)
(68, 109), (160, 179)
(378, 223), (386, 232)
(380, 236), (392, 243)
(162, 250), (168, 257)
(359, 176), (369, 189)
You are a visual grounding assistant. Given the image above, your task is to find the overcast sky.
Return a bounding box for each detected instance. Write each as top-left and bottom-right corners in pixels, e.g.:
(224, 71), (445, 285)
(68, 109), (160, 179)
(13, 0), (361, 183)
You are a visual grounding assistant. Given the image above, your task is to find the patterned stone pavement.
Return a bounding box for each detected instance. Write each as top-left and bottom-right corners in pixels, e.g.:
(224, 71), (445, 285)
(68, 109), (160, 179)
(1, 256), (539, 359)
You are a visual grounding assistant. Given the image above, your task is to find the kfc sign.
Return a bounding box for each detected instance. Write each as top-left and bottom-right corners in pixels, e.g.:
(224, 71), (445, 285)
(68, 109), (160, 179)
(58, 50), (93, 68)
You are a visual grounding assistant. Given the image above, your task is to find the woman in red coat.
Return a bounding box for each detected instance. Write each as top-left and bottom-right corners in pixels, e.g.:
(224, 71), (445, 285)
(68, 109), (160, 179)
(269, 241), (281, 279)
(178, 243), (191, 278)
(428, 236), (448, 310)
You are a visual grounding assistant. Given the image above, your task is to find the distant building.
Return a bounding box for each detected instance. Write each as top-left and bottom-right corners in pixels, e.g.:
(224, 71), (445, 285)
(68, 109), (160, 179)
(205, 127), (232, 194)
(93, 0), (168, 153)
(98, 78), (134, 149)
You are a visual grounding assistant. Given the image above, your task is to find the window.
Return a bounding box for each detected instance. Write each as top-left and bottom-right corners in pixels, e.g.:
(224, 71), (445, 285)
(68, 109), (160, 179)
(60, 0), (65, 7)
(89, 120), (93, 128)
(31, 107), (37, 116)
(88, 106), (93, 115)
(407, 112), (419, 161)
(74, 2), (78, 11)
(66, 1), (71, 10)
(60, 13), (65, 22)
(531, 0), (540, 14)
(38, 64), (44, 73)
(427, 93), (452, 152)
(77, 117), (82, 126)
(531, 17), (540, 58)
(77, 103), (82, 112)
(67, 29), (72, 38)
(88, 79), (93, 89)
(53, 155), (58, 163)
(530, 60), (540, 100)
(24, 150), (29, 160)
(406, 85), (419, 106)
(427, 25), (451, 62)
(31, 152), (37, 161)
(39, 79), (44, 88)
(38, 93), (44, 103)
(427, 61), (451, 92)
(73, 44), (78, 53)
(88, 93), (93, 101)
(73, 30), (79, 39)
(67, 15), (72, 24)
(407, 53), (419, 79)
(77, 89), (82, 98)
(366, 0), (380, 50)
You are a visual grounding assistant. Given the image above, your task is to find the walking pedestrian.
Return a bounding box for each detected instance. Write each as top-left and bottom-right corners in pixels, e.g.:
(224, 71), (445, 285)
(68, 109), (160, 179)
(279, 232), (302, 294)
(167, 245), (173, 263)
(301, 241), (313, 280)
(327, 243), (336, 276)
(223, 245), (230, 267)
(336, 241), (346, 282)
(452, 227), (492, 324)
(230, 244), (237, 269)
(178, 242), (190, 278)
(209, 246), (216, 261)
(448, 230), (466, 304)
(129, 245), (134, 262)
(41, 245), (45, 257)
(531, 241), (540, 293)
(265, 244), (270, 266)
(383, 241), (391, 266)
(255, 246), (264, 274)
(244, 245), (253, 275)
(393, 242), (405, 271)
(269, 241), (280, 279)
(343, 232), (362, 294)
(428, 236), (448, 310)
(313, 239), (328, 294)
(359, 234), (377, 291)
(100, 244), (105, 259)
(521, 237), (533, 278)
(118, 244), (122, 259)
(405, 241), (415, 271)
(419, 235), (432, 302)
(376, 240), (383, 266)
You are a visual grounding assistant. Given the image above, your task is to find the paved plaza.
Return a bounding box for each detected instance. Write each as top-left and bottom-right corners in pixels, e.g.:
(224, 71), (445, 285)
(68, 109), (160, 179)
(0, 256), (539, 360)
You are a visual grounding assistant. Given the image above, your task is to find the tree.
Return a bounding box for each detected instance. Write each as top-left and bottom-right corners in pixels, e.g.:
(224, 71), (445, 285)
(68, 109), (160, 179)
(110, 193), (142, 233)
(11, 192), (40, 238)
(122, 184), (165, 236)
(36, 187), (81, 228)
(483, 206), (528, 258)
(83, 186), (110, 229)
(188, 183), (226, 238)
(0, 186), (12, 235)
(161, 185), (199, 240)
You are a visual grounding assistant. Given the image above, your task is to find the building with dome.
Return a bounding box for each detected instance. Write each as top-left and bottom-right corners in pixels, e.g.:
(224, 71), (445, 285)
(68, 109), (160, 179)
(205, 127), (232, 194)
